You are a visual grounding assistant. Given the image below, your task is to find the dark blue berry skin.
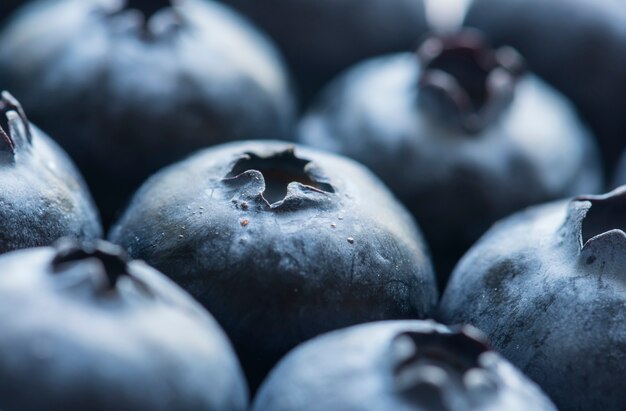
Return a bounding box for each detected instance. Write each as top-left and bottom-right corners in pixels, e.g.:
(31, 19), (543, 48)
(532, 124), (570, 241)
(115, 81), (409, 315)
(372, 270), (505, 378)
(220, 0), (429, 103)
(464, 0), (626, 172)
(0, 0), (296, 226)
(439, 186), (626, 411)
(109, 140), (438, 390)
(0, 240), (249, 411)
(0, 92), (101, 252)
(253, 320), (557, 411)
(298, 31), (603, 287)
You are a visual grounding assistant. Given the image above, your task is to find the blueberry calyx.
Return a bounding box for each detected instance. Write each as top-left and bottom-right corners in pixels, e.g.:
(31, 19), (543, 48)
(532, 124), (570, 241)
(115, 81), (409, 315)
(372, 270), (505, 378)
(52, 239), (135, 292)
(576, 186), (626, 248)
(390, 325), (495, 407)
(0, 91), (32, 160)
(223, 147), (335, 209)
(417, 30), (525, 133)
(105, 0), (183, 41)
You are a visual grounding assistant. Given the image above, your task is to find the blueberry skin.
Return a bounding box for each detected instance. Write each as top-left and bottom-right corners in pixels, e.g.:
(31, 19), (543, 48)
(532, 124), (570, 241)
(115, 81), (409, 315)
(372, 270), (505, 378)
(0, 0), (296, 226)
(298, 48), (603, 287)
(220, 0), (428, 103)
(439, 186), (626, 411)
(0, 240), (248, 411)
(109, 140), (438, 388)
(464, 0), (626, 172)
(0, 92), (101, 252)
(253, 320), (557, 411)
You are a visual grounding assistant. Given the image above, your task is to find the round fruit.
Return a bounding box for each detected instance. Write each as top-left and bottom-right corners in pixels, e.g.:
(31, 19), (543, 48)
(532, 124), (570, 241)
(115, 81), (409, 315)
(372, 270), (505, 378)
(0, 91), (101, 252)
(463, 0), (626, 171)
(220, 0), (429, 102)
(0, 0), (296, 226)
(253, 320), (557, 411)
(0, 239), (248, 411)
(298, 30), (603, 286)
(109, 140), (438, 388)
(439, 186), (626, 411)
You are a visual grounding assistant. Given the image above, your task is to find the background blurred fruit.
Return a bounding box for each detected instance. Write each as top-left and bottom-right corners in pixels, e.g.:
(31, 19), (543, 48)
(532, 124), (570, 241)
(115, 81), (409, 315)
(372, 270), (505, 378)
(0, 0), (296, 227)
(299, 30), (603, 287)
(464, 0), (626, 174)
(220, 0), (430, 104)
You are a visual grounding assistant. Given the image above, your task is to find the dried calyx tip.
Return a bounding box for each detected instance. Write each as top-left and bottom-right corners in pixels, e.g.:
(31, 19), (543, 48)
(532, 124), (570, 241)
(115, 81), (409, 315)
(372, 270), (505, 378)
(225, 149), (334, 205)
(391, 326), (492, 403)
(52, 240), (131, 289)
(0, 91), (31, 154)
(416, 30), (525, 133)
(577, 187), (626, 246)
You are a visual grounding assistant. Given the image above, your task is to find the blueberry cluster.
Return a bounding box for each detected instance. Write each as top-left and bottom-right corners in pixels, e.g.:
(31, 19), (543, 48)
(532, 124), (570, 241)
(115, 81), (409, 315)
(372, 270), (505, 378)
(0, 1), (623, 410)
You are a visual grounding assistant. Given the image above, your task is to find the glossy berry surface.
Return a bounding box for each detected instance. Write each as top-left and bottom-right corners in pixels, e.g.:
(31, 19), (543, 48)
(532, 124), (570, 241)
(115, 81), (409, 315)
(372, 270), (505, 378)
(299, 30), (603, 286)
(0, 0), (296, 226)
(464, 0), (626, 171)
(0, 91), (101, 252)
(109, 140), (438, 388)
(254, 320), (557, 411)
(439, 186), (626, 411)
(221, 0), (429, 102)
(0, 240), (248, 411)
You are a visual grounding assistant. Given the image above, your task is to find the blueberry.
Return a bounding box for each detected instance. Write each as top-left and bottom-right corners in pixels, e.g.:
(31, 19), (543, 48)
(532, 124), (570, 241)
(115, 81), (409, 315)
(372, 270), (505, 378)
(220, 0), (429, 102)
(298, 30), (603, 287)
(464, 0), (626, 172)
(439, 186), (626, 411)
(253, 320), (557, 411)
(0, 0), (296, 226)
(0, 239), (248, 411)
(109, 140), (438, 389)
(0, 91), (101, 252)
